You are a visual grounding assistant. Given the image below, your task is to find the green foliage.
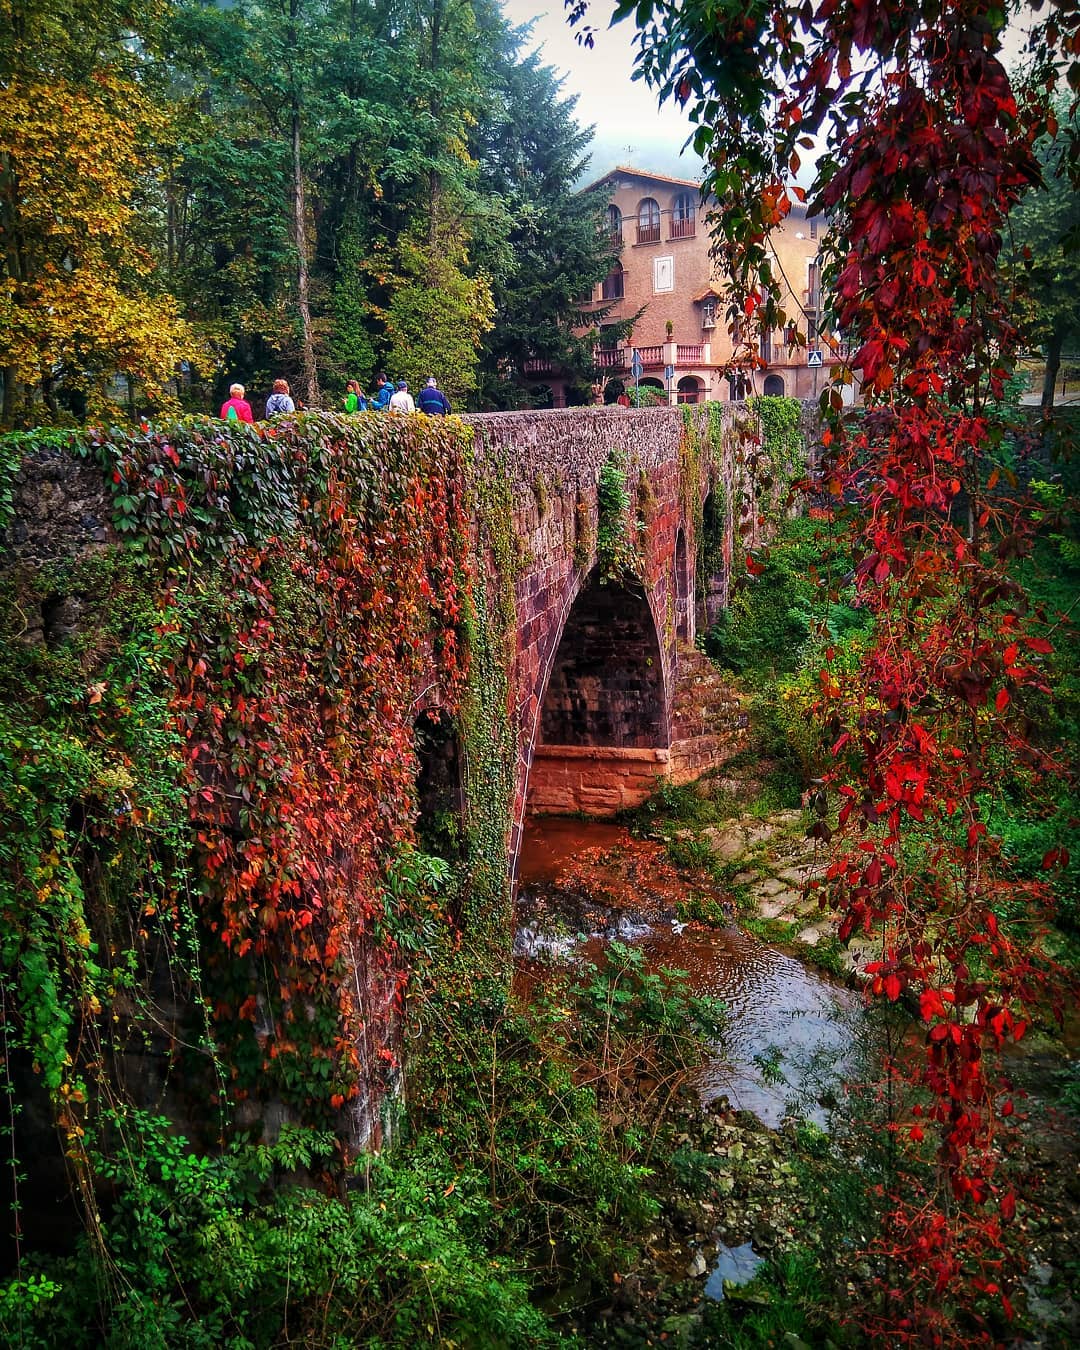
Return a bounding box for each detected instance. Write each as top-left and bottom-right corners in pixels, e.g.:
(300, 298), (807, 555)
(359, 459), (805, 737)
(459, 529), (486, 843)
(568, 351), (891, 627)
(327, 212), (379, 391)
(458, 433), (517, 944)
(689, 1247), (848, 1348)
(384, 228), (495, 403)
(749, 396), (803, 478)
(2, 1114), (557, 1349)
(704, 514), (867, 681)
(629, 385), (667, 407)
(409, 945), (723, 1288)
(1004, 98), (1080, 406)
(597, 448), (638, 581)
(0, 549), (201, 1101)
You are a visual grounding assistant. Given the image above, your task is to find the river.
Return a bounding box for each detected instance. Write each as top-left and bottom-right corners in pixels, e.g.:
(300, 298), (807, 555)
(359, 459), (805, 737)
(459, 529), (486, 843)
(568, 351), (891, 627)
(515, 816), (871, 1129)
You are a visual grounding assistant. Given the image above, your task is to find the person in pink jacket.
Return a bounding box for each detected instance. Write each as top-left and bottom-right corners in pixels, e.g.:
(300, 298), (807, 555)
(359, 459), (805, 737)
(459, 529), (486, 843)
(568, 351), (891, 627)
(220, 383), (254, 423)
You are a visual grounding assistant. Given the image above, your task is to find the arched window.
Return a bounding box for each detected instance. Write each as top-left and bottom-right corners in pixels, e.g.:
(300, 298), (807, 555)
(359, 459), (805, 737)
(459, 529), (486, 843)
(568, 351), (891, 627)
(606, 204), (622, 244)
(677, 376), (703, 404)
(637, 198), (661, 244)
(763, 374), (785, 396)
(601, 265), (624, 301)
(671, 192), (696, 239)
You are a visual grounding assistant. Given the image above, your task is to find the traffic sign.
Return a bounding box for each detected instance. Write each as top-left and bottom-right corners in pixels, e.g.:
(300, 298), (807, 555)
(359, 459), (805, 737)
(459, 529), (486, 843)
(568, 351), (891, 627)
(664, 364), (675, 382)
(630, 350), (644, 379)
(807, 350), (824, 367)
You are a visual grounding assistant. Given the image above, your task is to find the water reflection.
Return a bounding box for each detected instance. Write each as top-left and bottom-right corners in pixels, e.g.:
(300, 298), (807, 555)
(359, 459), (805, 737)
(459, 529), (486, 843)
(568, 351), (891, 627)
(704, 1242), (765, 1301)
(643, 924), (866, 1127)
(517, 817), (871, 1129)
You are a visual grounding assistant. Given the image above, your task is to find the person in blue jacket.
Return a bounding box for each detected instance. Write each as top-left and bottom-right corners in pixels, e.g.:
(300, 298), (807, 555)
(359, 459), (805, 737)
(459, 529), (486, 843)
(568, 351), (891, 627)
(416, 376), (452, 415)
(371, 373), (394, 410)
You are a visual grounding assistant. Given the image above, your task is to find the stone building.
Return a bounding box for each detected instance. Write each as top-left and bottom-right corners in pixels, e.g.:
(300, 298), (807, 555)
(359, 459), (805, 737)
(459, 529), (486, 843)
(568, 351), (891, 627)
(524, 165), (843, 408)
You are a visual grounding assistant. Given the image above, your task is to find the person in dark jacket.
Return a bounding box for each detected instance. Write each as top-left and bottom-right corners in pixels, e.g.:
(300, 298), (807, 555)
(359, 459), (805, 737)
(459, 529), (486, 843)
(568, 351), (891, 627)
(416, 376), (452, 415)
(371, 373), (394, 410)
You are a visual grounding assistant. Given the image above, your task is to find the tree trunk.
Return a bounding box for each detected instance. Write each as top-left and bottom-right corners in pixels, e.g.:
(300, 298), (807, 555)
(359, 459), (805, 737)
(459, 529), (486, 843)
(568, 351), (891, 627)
(292, 101), (319, 408)
(288, 0), (318, 408)
(1041, 328), (1063, 412)
(427, 0), (443, 256)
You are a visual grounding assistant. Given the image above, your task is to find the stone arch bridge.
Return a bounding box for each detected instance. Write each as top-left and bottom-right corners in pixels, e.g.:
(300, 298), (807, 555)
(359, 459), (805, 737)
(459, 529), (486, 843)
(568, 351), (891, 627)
(450, 404), (772, 881)
(5, 401), (779, 893)
(3, 401), (785, 1153)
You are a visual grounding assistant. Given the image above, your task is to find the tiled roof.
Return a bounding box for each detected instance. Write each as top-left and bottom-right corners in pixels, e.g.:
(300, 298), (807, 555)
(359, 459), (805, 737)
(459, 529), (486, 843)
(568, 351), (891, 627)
(581, 164), (703, 194)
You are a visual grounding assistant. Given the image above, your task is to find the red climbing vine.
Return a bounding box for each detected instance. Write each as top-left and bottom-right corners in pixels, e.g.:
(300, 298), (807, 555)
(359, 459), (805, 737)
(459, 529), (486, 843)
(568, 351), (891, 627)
(89, 413), (472, 1122)
(580, 0), (1080, 1337)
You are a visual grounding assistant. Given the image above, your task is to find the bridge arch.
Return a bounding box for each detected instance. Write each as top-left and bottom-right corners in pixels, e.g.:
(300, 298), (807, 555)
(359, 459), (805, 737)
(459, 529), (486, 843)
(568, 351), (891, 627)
(539, 569), (665, 747)
(522, 567), (670, 824)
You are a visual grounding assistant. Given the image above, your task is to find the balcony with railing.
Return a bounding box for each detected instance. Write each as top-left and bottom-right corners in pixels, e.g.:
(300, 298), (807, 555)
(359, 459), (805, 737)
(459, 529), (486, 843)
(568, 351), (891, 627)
(522, 358), (556, 375)
(636, 222), (661, 245)
(677, 344), (704, 364)
(593, 347), (627, 370)
(638, 345), (664, 367)
(669, 215), (696, 240)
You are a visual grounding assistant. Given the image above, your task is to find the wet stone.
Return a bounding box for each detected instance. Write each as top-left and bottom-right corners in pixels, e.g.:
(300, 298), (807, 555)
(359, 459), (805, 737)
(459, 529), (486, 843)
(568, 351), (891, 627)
(703, 827), (746, 860)
(686, 1251), (708, 1279)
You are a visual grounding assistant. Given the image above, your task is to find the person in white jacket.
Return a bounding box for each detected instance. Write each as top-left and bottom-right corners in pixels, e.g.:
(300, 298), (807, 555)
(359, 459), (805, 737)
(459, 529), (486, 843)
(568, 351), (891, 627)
(388, 380), (415, 413)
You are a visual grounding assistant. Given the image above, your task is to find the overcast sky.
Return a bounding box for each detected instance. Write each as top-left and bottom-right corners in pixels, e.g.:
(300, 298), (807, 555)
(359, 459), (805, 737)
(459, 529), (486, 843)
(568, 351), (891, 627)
(498, 0), (703, 183)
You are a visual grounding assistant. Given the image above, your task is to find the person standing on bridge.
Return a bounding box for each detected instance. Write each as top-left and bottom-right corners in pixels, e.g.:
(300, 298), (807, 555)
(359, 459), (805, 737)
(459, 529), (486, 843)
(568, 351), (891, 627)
(264, 379), (295, 416)
(388, 380), (415, 413)
(220, 383), (254, 423)
(371, 372), (394, 410)
(416, 376), (452, 415)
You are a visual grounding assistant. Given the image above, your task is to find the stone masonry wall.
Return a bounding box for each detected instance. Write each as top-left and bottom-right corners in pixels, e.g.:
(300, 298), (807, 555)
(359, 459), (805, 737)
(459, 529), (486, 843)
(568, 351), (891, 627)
(462, 404), (753, 871)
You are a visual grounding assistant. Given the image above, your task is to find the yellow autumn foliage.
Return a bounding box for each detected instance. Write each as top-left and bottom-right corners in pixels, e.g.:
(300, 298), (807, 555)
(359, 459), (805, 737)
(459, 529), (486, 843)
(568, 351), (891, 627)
(0, 66), (216, 412)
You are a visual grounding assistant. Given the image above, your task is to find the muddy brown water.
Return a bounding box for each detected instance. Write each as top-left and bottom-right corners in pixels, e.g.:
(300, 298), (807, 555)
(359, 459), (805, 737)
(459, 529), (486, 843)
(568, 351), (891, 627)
(517, 817), (871, 1129)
